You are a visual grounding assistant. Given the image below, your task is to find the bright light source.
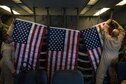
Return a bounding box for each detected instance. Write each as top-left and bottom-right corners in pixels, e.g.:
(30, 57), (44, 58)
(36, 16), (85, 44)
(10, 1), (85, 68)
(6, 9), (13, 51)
(80, 0), (98, 15)
(13, 0), (22, 3)
(0, 5), (20, 15)
(93, 8), (110, 16)
(116, 0), (126, 6)
(88, 0), (98, 5)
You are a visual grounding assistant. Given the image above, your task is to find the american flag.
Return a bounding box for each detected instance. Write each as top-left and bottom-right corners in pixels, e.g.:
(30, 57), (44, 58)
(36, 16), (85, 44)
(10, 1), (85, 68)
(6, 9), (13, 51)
(12, 19), (47, 73)
(47, 27), (80, 82)
(80, 23), (105, 73)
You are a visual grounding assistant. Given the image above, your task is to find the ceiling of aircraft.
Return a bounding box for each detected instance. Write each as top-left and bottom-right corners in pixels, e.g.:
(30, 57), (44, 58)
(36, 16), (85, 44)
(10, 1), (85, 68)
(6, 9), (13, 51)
(0, 0), (125, 17)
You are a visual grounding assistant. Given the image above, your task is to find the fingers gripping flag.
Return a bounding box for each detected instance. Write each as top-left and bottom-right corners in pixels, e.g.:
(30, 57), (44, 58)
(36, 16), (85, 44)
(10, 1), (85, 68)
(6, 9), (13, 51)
(47, 27), (80, 83)
(80, 23), (105, 73)
(12, 19), (47, 73)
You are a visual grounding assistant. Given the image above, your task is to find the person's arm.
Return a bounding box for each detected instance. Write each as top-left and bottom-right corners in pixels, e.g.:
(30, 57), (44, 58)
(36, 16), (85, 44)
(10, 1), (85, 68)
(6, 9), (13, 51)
(118, 26), (125, 41)
(112, 20), (125, 41)
(11, 44), (15, 63)
(1, 26), (9, 42)
(100, 19), (111, 40)
(2, 43), (15, 73)
(1, 18), (15, 43)
(7, 19), (15, 37)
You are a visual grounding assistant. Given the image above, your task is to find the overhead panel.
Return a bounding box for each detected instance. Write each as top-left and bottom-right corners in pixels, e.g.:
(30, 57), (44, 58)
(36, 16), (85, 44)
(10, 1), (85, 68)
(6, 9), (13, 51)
(21, 0), (89, 15)
(84, 0), (122, 16)
(21, 0), (89, 8)
(0, 0), (124, 16)
(0, 0), (89, 15)
(0, 0), (29, 15)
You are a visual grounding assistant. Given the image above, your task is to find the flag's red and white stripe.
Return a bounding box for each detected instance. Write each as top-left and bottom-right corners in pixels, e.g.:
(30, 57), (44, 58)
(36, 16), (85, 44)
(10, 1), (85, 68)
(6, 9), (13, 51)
(14, 22), (46, 73)
(88, 23), (106, 73)
(88, 47), (102, 72)
(47, 29), (80, 83)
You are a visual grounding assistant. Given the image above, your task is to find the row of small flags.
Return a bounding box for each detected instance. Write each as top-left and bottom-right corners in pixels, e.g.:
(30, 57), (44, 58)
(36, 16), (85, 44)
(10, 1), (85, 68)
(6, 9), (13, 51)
(12, 18), (105, 83)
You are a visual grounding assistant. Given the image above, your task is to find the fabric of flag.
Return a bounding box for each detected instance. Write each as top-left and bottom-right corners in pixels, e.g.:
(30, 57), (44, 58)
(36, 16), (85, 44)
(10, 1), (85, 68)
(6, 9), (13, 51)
(47, 27), (80, 83)
(77, 38), (94, 83)
(80, 23), (105, 73)
(12, 19), (47, 73)
(39, 33), (48, 70)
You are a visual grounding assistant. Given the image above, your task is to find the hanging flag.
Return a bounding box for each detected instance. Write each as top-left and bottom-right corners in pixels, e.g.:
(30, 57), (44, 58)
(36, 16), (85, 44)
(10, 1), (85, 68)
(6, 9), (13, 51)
(12, 19), (47, 73)
(80, 23), (105, 73)
(39, 34), (48, 70)
(47, 27), (80, 83)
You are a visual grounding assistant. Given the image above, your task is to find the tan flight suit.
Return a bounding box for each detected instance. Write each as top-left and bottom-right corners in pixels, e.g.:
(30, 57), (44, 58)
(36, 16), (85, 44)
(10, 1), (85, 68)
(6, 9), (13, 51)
(121, 80), (126, 84)
(0, 42), (15, 84)
(0, 16), (15, 84)
(109, 47), (126, 84)
(96, 23), (125, 84)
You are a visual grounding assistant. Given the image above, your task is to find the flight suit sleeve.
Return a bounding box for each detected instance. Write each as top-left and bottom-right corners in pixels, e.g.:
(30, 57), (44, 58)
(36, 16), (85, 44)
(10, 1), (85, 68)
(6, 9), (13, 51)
(100, 23), (111, 40)
(1, 26), (9, 42)
(118, 26), (125, 42)
(111, 20), (125, 42)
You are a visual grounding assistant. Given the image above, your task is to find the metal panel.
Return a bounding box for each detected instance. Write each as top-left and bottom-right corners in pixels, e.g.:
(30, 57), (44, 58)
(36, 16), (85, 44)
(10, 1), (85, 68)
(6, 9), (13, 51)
(84, 0), (122, 16)
(0, 0), (30, 15)
(21, 0), (89, 8)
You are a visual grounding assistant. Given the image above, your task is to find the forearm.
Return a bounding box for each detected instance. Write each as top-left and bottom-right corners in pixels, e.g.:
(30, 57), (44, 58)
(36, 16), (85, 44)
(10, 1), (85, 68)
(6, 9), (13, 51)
(100, 23), (110, 38)
(7, 24), (14, 36)
(112, 20), (125, 32)
(118, 26), (125, 40)
(2, 27), (9, 42)
(118, 26), (125, 32)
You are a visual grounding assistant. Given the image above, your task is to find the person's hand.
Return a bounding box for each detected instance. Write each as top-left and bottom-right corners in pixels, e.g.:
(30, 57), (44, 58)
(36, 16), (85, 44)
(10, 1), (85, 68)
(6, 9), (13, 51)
(112, 20), (123, 30)
(102, 19), (112, 30)
(106, 19), (112, 24)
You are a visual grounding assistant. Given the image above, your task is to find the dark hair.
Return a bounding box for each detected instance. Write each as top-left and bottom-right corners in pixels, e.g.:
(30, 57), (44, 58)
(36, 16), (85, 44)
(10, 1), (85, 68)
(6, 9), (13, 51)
(111, 29), (119, 37)
(1, 15), (11, 24)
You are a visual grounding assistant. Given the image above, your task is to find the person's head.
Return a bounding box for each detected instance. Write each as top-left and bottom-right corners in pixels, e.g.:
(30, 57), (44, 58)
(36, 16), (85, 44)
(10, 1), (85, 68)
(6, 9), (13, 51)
(1, 15), (14, 43)
(111, 29), (119, 37)
(1, 15), (13, 26)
